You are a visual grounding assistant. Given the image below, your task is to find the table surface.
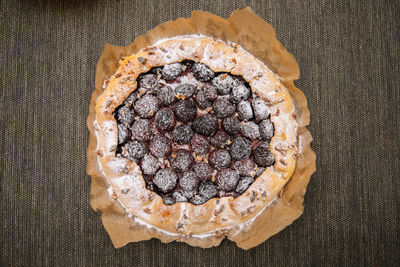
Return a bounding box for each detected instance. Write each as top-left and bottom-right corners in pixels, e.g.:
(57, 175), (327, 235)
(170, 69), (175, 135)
(1, 1), (399, 266)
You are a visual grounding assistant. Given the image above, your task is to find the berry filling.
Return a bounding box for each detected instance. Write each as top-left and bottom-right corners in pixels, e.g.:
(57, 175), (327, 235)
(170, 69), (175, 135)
(114, 60), (275, 205)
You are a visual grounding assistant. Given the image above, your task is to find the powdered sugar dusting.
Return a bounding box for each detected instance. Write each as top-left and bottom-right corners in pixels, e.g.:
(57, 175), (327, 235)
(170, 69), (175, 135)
(94, 34), (297, 239)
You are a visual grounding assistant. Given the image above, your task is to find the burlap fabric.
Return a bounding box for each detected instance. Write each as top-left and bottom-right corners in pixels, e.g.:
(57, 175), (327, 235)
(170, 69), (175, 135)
(1, 1), (398, 266)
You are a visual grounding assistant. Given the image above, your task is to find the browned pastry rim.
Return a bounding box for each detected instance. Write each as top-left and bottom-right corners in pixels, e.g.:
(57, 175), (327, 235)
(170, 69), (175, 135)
(92, 35), (298, 239)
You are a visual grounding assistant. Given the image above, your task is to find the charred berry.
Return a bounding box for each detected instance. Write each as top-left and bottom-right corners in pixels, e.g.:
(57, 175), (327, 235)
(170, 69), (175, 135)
(134, 94), (159, 118)
(190, 194), (208, 205)
(192, 63), (215, 81)
(198, 181), (218, 199)
(170, 149), (194, 173)
(222, 116), (240, 136)
(190, 134), (210, 154)
(240, 121), (260, 141)
(192, 114), (218, 136)
(252, 97), (270, 121)
(150, 134), (172, 158)
(229, 137), (252, 160)
(212, 74), (236, 95)
(154, 108), (176, 131)
(237, 101), (254, 121)
(140, 154), (161, 176)
(157, 85), (176, 106)
(117, 106), (135, 125)
(163, 196), (176, 205)
(230, 84), (250, 104)
(154, 168), (178, 193)
(179, 171), (199, 192)
(131, 119), (151, 141)
(212, 98), (235, 119)
(139, 74), (158, 91)
(253, 141), (275, 167)
(215, 168), (240, 191)
(175, 83), (197, 99)
(161, 63), (184, 80)
(233, 158), (257, 176)
(122, 140), (147, 161)
(194, 89), (212, 109)
(118, 124), (131, 144)
(174, 100), (197, 122)
(259, 119), (274, 140)
(172, 191), (188, 202)
(209, 149), (231, 170)
(235, 176), (254, 194)
(172, 124), (194, 144)
(210, 131), (230, 148)
(192, 161), (212, 181)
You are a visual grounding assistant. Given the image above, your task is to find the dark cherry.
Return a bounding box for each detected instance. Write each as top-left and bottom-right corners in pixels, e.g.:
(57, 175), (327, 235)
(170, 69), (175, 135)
(163, 196), (176, 205)
(117, 106), (135, 125)
(194, 89), (212, 109)
(203, 84), (218, 101)
(122, 140), (147, 161)
(172, 124), (194, 144)
(235, 176), (254, 194)
(240, 121), (260, 141)
(134, 94), (160, 118)
(179, 171), (199, 192)
(131, 118), (151, 141)
(237, 100), (254, 121)
(222, 116), (240, 136)
(192, 63), (215, 81)
(161, 63), (184, 80)
(118, 124), (131, 144)
(252, 97), (270, 121)
(190, 194), (208, 205)
(212, 98), (235, 119)
(192, 161), (212, 181)
(259, 119), (274, 140)
(149, 134), (172, 158)
(192, 114), (218, 136)
(172, 191), (188, 202)
(209, 149), (231, 170)
(198, 181), (218, 199)
(174, 100), (197, 122)
(210, 130), (230, 148)
(253, 141), (275, 167)
(232, 158), (257, 176)
(157, 85), (176, 106)
(230, 84), (250, 104)
(153, 168), (178, 193)
(215, 168), (240, 191)
(170, 149), (194, 173)
(139, 74), (158, 91)
(190, 134), (210, 154)
(175, 83), (197, 99)
(212, 74), (235, 95)
(229, 137), (252, 160)
(154, 108), (176, 131)
(140, 154), (161, 176)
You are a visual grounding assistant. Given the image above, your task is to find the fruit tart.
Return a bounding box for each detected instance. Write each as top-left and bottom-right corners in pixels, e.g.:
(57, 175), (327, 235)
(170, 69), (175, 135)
(90, 35), (304, 248)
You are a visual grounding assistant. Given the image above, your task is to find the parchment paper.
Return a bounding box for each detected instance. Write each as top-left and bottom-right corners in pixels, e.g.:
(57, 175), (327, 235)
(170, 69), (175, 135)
(87, 7), (316, 249)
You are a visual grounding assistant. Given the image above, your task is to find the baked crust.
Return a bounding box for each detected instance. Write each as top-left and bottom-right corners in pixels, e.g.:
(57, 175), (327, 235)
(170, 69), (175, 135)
(93, 35), (298, 238)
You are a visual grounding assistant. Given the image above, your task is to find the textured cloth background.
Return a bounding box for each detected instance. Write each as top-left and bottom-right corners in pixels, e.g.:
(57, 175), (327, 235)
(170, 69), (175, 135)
(1, 0), (399, 266)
